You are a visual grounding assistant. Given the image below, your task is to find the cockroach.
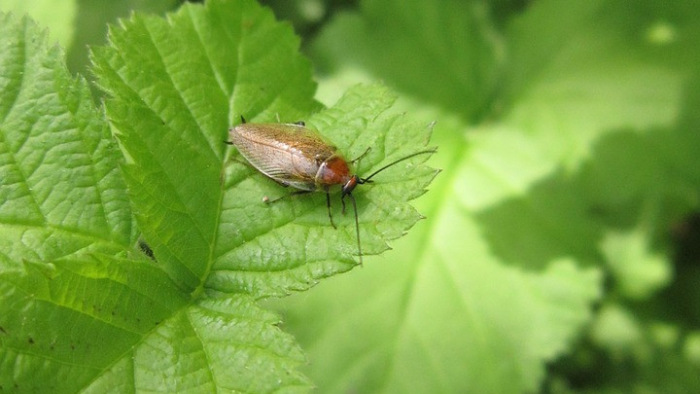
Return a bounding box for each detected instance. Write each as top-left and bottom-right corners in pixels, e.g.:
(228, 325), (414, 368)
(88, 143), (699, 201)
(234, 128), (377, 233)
(225, 116), (434, 264)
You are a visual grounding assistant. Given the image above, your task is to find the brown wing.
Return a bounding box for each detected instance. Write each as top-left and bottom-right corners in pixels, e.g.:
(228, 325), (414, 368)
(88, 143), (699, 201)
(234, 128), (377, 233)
(229, 123), (338, 191)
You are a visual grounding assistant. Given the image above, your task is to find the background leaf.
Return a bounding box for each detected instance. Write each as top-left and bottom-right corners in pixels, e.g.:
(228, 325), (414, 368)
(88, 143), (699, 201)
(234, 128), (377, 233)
(312, 0), (501, 122)
(268, 0), (700, 392)
(2, 0), (77, 50)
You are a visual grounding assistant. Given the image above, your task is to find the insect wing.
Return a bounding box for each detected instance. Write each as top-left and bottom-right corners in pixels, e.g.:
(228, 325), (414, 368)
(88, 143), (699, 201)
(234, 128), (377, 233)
(230, 123), (336, 191)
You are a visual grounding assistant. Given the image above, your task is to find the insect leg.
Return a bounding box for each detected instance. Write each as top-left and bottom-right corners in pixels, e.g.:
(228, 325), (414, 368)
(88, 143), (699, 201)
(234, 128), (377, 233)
(264, 191), (338, 230)
(265, 189), (311, 204)
(351, 147), (371, 166)
(326, 192), (337, 229)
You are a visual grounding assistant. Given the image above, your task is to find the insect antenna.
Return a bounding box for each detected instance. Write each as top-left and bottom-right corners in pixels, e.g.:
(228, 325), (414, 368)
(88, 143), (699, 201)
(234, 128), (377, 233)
(358, 148), (436, 184)
(347, 148), (435, 265)
(224, 116), (248, 145)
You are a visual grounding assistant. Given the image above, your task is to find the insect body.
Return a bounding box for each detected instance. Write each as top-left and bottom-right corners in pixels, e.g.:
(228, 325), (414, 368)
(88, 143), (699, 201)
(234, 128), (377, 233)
(226, 117), (433, 264)
(228, 119), (351, 196)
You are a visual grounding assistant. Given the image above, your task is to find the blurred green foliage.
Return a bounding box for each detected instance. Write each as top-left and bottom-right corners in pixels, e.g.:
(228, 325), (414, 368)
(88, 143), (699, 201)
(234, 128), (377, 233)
(2, 0), (700, 392)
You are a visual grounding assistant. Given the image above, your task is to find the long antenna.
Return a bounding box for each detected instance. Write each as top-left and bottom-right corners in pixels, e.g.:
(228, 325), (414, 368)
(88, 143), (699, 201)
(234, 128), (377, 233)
(360, 149), (436, 183)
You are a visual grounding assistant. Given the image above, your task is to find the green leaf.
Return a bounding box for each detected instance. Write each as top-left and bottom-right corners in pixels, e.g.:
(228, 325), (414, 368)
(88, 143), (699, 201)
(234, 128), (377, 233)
(81, 292), (309, 393)
(2, 2), (436, 390)
(92, 0), (435, 296)
(91, 0), (322, 292)
(0, 256), (186, 390)
(0, 12), (131, 268)
(0, 3), (307, 392)
(0, 254), (309, 392)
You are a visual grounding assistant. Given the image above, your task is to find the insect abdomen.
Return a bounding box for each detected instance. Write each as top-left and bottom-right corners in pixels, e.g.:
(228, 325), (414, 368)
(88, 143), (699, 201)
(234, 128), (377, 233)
(230, 123), (326, 190)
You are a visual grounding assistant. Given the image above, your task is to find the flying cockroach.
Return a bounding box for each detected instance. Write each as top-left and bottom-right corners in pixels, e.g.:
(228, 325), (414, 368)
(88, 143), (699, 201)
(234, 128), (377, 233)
(225, 116), (435, 264)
